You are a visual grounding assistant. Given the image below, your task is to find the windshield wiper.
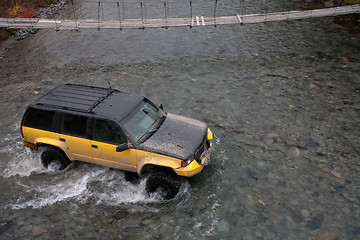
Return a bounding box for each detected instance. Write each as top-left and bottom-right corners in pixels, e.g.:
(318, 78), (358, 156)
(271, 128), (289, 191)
(138, 115), (166, 143)
(137, 121), (159, 143)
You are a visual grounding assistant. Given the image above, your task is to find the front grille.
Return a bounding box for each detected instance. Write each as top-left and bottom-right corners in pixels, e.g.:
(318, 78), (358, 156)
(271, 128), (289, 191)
(194, 134), (207, 163)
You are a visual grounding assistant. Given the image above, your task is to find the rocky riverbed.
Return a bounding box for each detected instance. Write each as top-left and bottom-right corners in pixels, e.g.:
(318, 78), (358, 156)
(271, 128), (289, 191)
(0, 0), (359, 239)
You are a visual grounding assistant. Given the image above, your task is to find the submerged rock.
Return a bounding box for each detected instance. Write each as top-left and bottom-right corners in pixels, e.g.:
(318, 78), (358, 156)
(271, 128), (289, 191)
(217, 219), (230, 232)
(306, 214), (325, 230)
(49, 226), (65, 239)
(300, 209), (310, 219)
(0, 220), (13, 234)
(316, 230), (338, 240)
(31, 226), (47, 237)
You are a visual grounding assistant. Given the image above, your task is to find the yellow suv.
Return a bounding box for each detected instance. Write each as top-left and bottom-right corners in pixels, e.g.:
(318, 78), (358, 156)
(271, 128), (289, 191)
(21, 84), (213, 199)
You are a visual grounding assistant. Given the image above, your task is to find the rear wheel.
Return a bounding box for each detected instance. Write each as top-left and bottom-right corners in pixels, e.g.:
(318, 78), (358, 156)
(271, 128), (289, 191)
(145, 171), (182, 200)
(41, 147), (71, 170)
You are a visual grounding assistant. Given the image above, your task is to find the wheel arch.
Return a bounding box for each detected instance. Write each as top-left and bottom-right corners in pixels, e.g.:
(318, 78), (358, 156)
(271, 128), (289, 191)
(37, 141), (74, 161)
(137, 155), (182, 176)
(40, 145), (72, 170)
(139, 164), (175, 176)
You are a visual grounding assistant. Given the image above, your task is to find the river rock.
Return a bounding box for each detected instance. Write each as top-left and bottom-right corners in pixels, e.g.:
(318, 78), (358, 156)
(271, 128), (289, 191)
(42, 79), (53, 85)
(285, 216), (297, 230)
(316, 230), (338, 240)
(324, 1), (334, 8)
(300, 209), (310, 219)
(49, 226), (65, 239)
(0, 220), (13, 234)
(114, 210), (128, 220)
(306, 214), (324, 230)
(31, 226), (47, 237)
(217, 219), (230, 232)
(266, 133), (280, 145)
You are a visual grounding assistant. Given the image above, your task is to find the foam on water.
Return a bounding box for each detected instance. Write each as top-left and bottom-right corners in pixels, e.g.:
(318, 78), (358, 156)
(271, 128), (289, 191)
(9, 173), (92, 209)
(3, 161), (165, 209)
(0, 131), (150, 208)
(0, 130), (46, 178)
(2, 147), (46, 178)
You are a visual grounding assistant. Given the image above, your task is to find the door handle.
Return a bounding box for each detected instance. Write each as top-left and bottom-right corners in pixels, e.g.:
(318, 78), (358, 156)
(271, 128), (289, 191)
(60, 138), (65, 142)
(92, 145), (98, 149)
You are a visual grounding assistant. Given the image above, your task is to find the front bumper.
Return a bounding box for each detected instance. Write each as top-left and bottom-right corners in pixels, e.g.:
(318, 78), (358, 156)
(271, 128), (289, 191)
(175, 128), (213, 177)
(175, 159), (205, 177)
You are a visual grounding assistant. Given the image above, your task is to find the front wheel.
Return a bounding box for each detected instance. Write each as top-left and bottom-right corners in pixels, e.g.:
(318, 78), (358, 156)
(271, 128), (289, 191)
(145, 171), (182, 200)
(41, 147), (71, 170)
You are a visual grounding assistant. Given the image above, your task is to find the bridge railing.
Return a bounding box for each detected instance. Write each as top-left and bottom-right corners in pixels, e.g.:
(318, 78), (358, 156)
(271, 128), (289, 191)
(0, 2), (359, 30)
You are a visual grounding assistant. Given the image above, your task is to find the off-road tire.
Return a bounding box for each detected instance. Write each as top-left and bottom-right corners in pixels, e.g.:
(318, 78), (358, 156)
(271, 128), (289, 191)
(41, 147), (71, 170)
(145, 171), (182, 200)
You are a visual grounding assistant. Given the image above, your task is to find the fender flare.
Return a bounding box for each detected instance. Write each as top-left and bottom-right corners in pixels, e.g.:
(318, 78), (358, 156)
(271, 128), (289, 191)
(35, 137), (75, 161)
(137, 156), (181, 175)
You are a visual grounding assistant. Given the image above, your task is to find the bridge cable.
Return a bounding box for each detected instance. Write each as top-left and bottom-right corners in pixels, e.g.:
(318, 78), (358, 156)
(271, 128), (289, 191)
(164, 2), (168, 29)
(214, 0), (218, 27)
(122, 0), (126, 20)
(144, 0), (147, 21)
(238, 0), (244, 25)
(117, 2), (123, 30)
(140, 2), (145, 30)
(52, 7), (59, 31)
(79, 0), (83, 18)
(189, 1), (193, 28)
(102, 0), (105, 22)
(167, 0), (170, 19)
(239, 0), (244, 16)
(60, 4), (65, 22)
(98, 1), (101, 30)
(71, 0), (78, 30)
(264, 0), (267, 23)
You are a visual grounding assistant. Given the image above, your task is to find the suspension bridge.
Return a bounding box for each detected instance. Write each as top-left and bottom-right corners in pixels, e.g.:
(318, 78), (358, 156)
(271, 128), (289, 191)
(0, 3), (359, 30)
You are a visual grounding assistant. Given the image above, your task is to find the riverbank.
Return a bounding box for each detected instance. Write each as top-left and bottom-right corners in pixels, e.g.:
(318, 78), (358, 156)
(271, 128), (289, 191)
(0, 0), (67, 42)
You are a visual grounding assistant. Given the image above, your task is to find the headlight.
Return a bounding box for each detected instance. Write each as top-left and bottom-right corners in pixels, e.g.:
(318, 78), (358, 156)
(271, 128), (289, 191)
(198, 151), (210, 166)
(181, 159), (193, 167)
(207, 139), (213, 149)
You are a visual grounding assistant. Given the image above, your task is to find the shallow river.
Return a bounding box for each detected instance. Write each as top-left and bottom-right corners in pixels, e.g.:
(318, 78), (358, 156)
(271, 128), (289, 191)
(0, 0), (360, 239)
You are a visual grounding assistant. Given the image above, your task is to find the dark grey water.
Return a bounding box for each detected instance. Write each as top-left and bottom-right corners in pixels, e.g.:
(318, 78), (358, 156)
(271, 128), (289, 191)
(0, 0), (359, 239)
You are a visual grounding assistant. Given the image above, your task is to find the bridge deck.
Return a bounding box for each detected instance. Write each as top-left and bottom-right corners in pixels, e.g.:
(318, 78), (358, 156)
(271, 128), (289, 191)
(0, 4), (359, 30)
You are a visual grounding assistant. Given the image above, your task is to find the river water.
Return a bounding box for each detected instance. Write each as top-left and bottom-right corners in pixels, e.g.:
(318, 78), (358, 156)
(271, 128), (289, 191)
(0, 0), (360, 239)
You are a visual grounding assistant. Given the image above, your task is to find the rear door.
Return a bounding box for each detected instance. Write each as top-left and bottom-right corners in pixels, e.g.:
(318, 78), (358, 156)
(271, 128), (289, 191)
(59, 112), (93, 162)
(90, 118), (138, 172)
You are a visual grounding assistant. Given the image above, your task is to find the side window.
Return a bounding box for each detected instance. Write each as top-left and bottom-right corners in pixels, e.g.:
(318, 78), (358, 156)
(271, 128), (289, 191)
(94, 119), (127, 145)
(63, 113), (88, 138)
(23, 108), (55, 131)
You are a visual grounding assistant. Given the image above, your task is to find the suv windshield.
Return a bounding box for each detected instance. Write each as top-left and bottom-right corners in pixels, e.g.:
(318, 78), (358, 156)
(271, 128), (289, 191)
(121, 100), (165, 143)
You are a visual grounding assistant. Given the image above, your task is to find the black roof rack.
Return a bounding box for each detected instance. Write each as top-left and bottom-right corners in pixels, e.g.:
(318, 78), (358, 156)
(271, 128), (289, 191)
(34, 84), (114, 113)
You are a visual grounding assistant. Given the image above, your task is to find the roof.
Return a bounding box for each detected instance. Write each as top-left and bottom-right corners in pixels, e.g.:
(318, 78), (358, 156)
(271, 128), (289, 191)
(93, 91), (143, 120)
(33, 84), (144, 119)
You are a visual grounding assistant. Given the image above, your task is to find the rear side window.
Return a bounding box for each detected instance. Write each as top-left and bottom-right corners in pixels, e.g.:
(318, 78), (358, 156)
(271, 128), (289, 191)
(63, 113), (88, 138)
(23, 108), (55, 131)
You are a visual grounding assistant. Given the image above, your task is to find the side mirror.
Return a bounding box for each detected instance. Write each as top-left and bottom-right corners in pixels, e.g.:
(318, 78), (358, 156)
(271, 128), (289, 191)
(159, 104), (164, 111)
(116, 143), (130, 152)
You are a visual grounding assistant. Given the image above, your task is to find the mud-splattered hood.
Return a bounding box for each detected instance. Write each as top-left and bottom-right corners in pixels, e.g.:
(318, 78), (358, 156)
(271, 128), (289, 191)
(140, 113), (207, 160)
